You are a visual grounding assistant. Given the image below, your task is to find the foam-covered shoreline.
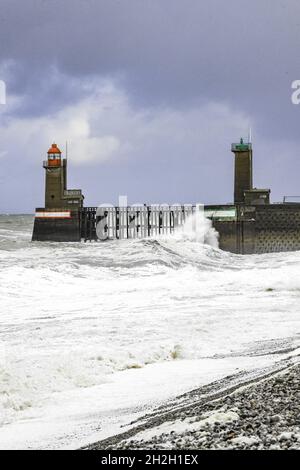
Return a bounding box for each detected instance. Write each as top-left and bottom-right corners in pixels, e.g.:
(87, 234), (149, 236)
(85, 363), (300, 450)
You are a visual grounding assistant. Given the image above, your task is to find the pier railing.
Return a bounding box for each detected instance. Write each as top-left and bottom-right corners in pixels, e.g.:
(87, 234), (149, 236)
(81, 205), (196, 241)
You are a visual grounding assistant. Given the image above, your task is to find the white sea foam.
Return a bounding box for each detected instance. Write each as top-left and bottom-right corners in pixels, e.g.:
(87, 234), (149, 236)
(0, 215), (300, 448)
(131, 408), (240, 442)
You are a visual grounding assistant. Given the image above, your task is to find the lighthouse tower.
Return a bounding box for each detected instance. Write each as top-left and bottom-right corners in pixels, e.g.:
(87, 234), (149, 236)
(231, 139), (270, 205)
(32, 143), (84, 241)
(44, 143), (67, 208)
(231, 138), (253, 204)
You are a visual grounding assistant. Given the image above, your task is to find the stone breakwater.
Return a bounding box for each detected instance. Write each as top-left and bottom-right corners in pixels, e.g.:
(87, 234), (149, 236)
(86, 364), (300, 450)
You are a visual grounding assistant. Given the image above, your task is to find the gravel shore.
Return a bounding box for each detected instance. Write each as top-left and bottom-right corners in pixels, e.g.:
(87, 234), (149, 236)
(85, 362), (300, 450)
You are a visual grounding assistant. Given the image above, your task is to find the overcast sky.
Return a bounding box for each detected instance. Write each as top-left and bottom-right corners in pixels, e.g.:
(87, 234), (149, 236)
(1, 0), (300, 212)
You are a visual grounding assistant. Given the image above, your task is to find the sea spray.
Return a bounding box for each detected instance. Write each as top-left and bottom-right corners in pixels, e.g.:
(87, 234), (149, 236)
(173, 209), (219, 248)
(154, 207), (219, 248)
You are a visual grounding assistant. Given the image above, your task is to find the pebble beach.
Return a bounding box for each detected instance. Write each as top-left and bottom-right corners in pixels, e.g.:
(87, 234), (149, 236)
(86, 363), (300, 450)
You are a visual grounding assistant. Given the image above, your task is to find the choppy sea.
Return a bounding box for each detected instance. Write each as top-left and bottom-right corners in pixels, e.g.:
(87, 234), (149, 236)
(0, 214), (299, 449)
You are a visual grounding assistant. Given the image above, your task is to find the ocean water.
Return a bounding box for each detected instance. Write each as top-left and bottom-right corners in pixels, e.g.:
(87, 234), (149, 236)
(0, 214), (300, 449)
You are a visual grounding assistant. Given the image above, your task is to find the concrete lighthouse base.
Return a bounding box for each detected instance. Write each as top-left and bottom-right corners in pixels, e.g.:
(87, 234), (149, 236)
(32, 209), (81, 242)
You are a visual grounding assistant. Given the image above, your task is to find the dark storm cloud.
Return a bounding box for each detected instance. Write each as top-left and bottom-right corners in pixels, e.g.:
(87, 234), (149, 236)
(1, 0), (300, 211)
(1, 1), (300, 117)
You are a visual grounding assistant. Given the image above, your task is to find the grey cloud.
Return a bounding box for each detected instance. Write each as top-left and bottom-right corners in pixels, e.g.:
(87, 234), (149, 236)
(1, 0), (300, 211)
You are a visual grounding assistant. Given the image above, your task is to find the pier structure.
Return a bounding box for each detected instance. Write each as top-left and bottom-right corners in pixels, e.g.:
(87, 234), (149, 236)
(81, 204), (208, 242)
(32, 140), (300, 254)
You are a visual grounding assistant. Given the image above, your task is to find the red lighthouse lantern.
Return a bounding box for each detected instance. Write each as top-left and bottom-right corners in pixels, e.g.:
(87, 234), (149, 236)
(47, 143), (62, 167)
